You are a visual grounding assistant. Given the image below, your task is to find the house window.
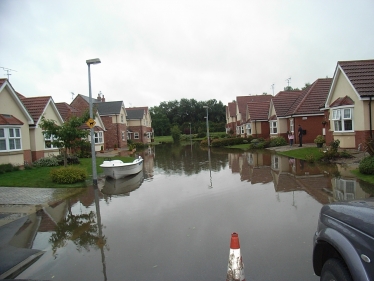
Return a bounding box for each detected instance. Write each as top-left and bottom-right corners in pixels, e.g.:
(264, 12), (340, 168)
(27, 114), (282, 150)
(270, 121), (277, 134)
(240, 126), (244, 135)
(246, 123), (251, 135)
(94, 131), (103, 144)
(134, 132), (139, 139)
(127, 132), (131, 140)
(236, 126), (240, 135)
(290, 119), (294, 133)
(332, 108), (353, 132)
(0, 127), (22, 151)
(147, 132), (151, 139)
(44, 134), (58, 148)
(122, 131), (125, 141)
(121, 115), (124, 123)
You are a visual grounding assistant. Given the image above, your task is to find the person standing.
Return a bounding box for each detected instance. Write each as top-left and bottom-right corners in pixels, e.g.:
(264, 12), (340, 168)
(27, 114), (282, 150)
(298, 125), (303, 147)
(288, 131), (294, 146)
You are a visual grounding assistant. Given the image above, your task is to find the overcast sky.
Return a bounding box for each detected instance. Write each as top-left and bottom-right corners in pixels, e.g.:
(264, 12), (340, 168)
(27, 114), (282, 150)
(1, 0), (373, 108)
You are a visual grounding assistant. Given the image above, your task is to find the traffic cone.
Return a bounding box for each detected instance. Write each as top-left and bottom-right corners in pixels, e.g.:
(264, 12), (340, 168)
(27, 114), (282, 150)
(226, 232), (245, 281)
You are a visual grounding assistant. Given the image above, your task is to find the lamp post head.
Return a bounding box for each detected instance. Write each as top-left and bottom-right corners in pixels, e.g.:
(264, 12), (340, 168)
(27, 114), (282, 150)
(203, 105), (209, 109)
(86, 58), (101, 65)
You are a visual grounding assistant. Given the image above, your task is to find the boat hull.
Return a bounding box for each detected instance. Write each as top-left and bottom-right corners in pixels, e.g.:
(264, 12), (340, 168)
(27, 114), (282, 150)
(100, 157), (143, 179)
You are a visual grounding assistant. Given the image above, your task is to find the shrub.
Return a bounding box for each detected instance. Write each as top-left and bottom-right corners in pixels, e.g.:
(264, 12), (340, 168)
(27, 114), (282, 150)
(0, 163), (17, 173)
(269, 136), (287, 147)
(56, 154), (80, 166)
(314, 135), (326, 144)
(359, 156), (374, 175)
(50, 166), (87, 184)
(33, 156), (59, 167)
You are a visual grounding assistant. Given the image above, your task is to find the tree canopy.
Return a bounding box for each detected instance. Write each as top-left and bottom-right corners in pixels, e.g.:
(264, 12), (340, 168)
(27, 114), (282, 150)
(39, 111), (90, 166)
(150, 98), (226, 136)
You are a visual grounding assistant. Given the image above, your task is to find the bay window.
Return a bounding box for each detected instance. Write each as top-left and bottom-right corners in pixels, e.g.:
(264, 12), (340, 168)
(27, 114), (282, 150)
(0, 127), (22, 151)
(332, 108), (353, 132)
(270, 121), (277, 134)
(246, 123), (251, 135)
(94, 131), (103, 144)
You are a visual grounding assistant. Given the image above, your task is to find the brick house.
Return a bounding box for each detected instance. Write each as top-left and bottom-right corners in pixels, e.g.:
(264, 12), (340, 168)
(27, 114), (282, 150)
(225, 101), (237, 134)
(268, 78), (332, 144)
(323, 59), (374, 149)
(0, 79), (34, 166)
(18, 94), (64, 161)
(71, 93), (127, 149)
(55, 102), (106, 152)
(235, 95), (273, 137)
(125, 107), (153, 144)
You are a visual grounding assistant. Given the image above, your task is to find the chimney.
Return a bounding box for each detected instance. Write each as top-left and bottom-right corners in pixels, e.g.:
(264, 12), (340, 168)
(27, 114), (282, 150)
(97, 91), (101, 102)
(101, 95), (105, 102)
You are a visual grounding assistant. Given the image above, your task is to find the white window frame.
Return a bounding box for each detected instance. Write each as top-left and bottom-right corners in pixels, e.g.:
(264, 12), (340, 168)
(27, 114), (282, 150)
(332, 108), (353, 132)
(121, 114), (124, 123)
(289, 119), (294, 133)
(122, 131), (125, 141)
(134, 132), (139, 139)
(0, 127), (22, 151)
(240, 126), (245, 135)
(94, 131), (103, 144)
(44, 134), (58, 149)
(147, 132), (151, 139)
(270, 121), (277, 134)
(236, 126), (240, 135)
(246, 123), (251, 135)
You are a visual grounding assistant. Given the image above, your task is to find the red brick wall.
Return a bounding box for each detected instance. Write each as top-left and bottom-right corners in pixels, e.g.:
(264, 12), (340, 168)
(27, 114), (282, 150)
(129, 125), (149, 143)
(355, 130), (372, 149)
(32, 150), (44, 162)
(101, 116), (127, 149)
(23, 149), (32, 165)
(71, 96), (89, 112)
(294, 116), (325, 144)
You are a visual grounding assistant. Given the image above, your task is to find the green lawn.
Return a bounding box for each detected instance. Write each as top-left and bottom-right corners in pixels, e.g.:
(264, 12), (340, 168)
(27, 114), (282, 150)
(0, 156), (134, 188)
(276, 147), (325, 161)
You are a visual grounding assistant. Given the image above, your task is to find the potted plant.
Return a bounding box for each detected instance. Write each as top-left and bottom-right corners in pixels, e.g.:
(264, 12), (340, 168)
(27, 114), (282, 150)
(314, 135), (325, 148)
(100, 145), (104, 153)
(114, 144), (118, 150)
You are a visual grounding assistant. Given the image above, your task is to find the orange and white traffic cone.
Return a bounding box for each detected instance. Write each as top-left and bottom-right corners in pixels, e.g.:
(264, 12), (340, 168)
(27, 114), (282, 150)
(226, 232), (245, 281)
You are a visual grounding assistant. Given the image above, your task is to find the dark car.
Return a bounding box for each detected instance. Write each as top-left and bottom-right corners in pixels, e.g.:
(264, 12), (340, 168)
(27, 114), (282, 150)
(313, 198), (374, 281)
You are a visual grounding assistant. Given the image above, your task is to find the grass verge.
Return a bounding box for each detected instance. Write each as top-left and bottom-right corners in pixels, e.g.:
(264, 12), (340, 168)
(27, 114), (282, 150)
(276, 147), (325, 161)
(0, 156), (134, 188)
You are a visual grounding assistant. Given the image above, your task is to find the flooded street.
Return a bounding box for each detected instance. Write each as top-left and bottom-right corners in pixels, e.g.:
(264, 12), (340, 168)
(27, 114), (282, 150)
(13, 143), (373, 280)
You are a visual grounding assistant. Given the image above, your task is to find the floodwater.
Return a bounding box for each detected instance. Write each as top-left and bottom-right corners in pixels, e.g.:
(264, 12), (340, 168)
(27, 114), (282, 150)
(14, 143), (373, 281)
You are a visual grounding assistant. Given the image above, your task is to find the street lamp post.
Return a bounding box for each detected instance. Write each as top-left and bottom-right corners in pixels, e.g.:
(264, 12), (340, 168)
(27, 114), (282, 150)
(189, 122), (191, 141)
(203, 105), (210, 147)
(86, 58), (101, 189)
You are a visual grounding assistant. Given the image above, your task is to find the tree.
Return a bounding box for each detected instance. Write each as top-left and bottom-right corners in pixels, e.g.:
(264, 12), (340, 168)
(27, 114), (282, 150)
(170, 125), (181, 143)
(40, 111), (90, 166)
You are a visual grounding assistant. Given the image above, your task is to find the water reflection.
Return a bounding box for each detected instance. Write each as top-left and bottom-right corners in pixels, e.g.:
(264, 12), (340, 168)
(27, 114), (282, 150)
(101, 172), (144, 196)
(7, 143), (374, 280)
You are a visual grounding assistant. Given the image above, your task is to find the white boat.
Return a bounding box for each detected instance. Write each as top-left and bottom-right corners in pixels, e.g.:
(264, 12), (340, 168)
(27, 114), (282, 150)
(100, 156), (143, 179)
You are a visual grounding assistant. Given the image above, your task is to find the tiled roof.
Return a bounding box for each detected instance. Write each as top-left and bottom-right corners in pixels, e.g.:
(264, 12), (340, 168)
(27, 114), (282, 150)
(55, 102), (81, 121)
(227, 102), (236, 117)
(0, 78), (6, 87)
(330, 96), (355, 108)
(95, 101), (123, 115)
(0, 114), (24, 125)
(338, 59), (374, 97)
(126, 108), (144, 119)
(79, 94), (100, 103)
(19, 96), (51, 123)
(292, 78), (332, 115)
(272, 91), (301, 117)
(236, 95), (272, 116)
(247, 101), (270, 121)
